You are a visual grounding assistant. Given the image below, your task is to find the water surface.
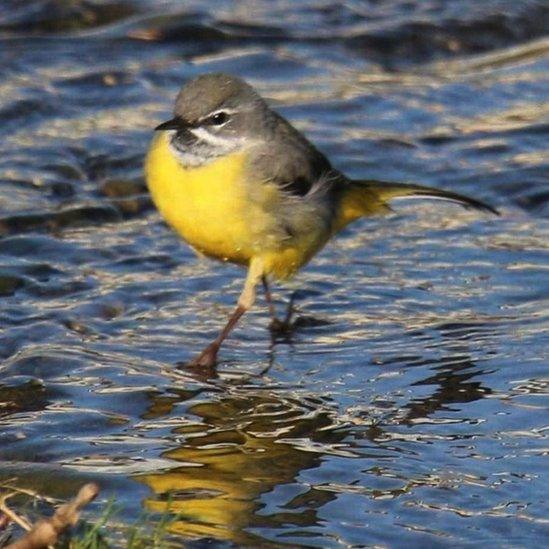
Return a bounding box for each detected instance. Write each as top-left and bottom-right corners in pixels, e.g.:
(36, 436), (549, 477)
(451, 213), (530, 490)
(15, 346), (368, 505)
(0, 1), (548, 546)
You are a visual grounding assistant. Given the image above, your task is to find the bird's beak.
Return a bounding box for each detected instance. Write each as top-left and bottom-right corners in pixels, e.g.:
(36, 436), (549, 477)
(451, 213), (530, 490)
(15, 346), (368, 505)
(154, 117), (185, 131)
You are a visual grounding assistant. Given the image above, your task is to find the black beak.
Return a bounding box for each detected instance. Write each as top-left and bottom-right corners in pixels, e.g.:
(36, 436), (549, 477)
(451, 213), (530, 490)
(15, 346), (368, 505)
(154, 117), (186, 131)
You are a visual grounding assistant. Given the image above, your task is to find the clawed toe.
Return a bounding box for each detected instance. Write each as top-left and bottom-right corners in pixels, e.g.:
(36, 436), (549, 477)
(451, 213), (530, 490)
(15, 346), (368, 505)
(269, 314), (331, 336)
(269, 317), (294, 334)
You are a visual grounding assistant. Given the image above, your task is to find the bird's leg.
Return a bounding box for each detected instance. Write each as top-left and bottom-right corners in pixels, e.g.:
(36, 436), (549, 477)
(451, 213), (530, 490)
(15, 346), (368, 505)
(262, 276), (279, 324)
(190, 259), (263, 368)
(262, 276), (295, 334)
(189, 305), (246, 368)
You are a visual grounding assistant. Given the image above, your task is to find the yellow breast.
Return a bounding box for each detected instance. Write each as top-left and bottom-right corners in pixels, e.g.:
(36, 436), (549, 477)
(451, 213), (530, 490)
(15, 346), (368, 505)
(145, 132), (262, 265)
(145, 132), (333, 280)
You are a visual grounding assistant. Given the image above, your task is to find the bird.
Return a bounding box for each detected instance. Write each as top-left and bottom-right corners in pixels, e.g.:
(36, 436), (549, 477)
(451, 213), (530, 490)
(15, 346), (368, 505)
(145, 73), (498, 367)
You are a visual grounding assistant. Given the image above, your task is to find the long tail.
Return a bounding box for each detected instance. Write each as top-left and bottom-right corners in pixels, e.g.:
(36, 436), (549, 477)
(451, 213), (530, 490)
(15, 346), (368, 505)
(360, 180), (499, 214)
(335, 179), (498, 230)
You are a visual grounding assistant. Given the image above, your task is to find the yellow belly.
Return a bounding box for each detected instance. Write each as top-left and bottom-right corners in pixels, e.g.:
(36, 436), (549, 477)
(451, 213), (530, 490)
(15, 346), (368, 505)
(145, 132), (263, 265)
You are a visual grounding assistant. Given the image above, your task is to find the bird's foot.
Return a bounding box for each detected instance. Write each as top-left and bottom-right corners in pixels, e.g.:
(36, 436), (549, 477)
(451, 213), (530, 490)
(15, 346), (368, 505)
(269, 314), (330, 336)
(269, 316), (295, 335)
(188, 343), (219, 368)
(268, 291), (297, 335)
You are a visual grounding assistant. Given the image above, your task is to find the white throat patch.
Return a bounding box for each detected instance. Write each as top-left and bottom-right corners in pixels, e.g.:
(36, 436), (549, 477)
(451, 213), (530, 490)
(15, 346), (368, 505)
(167, 128), (248, 168)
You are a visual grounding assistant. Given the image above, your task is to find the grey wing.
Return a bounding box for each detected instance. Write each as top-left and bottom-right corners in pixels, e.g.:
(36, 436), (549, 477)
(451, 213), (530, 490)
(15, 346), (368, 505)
(252, 111), (337, 197)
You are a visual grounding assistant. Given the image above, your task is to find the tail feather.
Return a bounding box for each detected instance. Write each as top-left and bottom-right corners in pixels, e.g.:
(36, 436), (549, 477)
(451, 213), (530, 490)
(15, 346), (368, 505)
(334, 179), (498, 231)
(360, 180), (499, 215)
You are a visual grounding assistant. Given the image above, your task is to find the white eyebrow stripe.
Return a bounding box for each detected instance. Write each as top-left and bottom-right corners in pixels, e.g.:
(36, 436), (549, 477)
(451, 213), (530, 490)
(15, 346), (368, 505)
(190, 126), (234, 146)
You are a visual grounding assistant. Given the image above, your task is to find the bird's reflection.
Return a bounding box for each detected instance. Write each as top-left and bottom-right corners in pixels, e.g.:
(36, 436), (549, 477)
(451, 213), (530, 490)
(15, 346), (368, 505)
(404, 356), (493, 422)
(401, 318), (496, 423)
(135, 389), (345, 544)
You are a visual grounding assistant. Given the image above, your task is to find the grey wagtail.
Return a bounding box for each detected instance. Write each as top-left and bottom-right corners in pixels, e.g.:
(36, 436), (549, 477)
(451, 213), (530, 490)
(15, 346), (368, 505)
(145, 73), (498, 367)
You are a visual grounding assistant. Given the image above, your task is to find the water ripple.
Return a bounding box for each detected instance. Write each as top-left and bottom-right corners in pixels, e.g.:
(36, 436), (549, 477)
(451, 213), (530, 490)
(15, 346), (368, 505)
(0, 1), (547, 546)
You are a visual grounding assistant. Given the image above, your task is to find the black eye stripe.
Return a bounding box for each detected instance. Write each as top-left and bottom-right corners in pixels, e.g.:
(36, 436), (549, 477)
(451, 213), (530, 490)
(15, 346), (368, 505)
(203, 111), (229, 126)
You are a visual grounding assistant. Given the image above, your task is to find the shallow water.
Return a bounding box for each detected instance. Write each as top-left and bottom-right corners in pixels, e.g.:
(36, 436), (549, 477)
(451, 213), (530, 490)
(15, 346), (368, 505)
(0, 1), (548, 546)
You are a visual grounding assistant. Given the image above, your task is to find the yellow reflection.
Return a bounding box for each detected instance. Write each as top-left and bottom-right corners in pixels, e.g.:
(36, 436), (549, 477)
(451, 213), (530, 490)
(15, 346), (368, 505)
(136, 391), (338, 544)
